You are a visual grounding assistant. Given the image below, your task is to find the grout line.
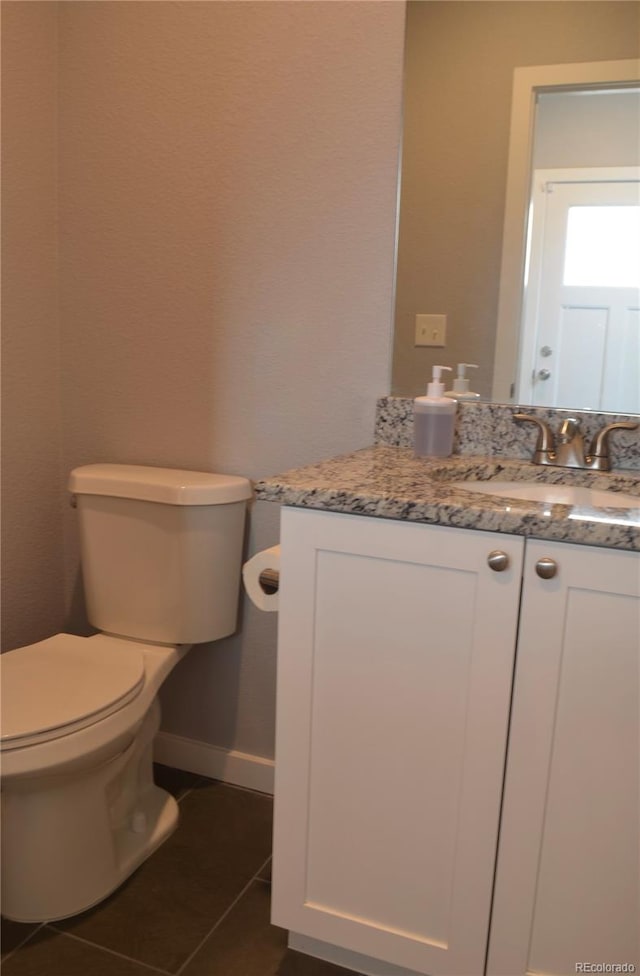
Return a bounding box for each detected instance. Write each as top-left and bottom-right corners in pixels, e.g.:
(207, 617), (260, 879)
(0, 922), (45, 965)
(176, 786), (196, 804)
(174, 854), (274, 976)
(172, 777), (207, 805)
(256, 855), (272, 885)
(44, 927), (173, 976)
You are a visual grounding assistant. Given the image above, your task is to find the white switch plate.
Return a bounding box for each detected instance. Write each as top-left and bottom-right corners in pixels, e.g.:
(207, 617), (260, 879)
(415, 314), (447, 347)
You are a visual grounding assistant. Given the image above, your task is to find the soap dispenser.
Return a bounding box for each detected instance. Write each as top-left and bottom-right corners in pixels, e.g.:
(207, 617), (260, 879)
(444, 363), (481, 400)
(414, 365), (456, 457)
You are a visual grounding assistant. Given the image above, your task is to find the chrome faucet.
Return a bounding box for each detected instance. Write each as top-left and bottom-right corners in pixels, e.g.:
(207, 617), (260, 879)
(514, 414), (638, 472)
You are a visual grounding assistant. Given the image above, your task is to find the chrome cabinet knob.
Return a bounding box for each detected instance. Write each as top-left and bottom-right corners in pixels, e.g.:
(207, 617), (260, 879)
(537, 368), (551, 381)
(488, 550), (510, 572)
(535, 557), (558, 579)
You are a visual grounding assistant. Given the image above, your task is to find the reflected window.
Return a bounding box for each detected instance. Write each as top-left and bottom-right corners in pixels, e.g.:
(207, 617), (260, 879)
(563, 205), (640, 288)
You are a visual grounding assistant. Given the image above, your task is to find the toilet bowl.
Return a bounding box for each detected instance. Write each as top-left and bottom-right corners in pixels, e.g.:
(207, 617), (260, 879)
(1, 464), (251, 923)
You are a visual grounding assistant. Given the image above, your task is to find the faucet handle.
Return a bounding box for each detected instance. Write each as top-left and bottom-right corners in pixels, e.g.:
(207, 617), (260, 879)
(514, 413), (555, 462)
(557, 417), (581, 443)
(588, 421), (639, 471)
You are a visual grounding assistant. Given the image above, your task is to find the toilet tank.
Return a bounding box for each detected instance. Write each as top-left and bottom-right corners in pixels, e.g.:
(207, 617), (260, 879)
(69, 464), (252, 645)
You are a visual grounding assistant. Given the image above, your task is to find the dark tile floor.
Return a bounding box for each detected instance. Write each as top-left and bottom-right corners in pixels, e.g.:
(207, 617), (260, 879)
(1, 765), (355, 976)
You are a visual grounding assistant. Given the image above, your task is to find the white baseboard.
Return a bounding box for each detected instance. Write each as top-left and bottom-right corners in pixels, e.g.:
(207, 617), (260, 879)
(154, 731), (275, 795)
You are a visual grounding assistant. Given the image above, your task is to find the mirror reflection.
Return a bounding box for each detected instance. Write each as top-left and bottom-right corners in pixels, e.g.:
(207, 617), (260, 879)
(391, 1), (640, 414)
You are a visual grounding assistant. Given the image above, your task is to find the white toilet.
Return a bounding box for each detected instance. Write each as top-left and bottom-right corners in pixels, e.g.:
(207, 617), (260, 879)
(0, 463), (252, 924)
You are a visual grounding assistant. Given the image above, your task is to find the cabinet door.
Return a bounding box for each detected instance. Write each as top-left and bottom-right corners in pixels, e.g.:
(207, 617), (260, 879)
(272, 509), (524, 976)
(488, 539), (640, 976)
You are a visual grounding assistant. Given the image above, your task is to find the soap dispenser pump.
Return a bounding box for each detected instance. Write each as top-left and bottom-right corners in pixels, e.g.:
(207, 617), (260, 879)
(414, 365), (456, 458)
(444, 363), (480, 400)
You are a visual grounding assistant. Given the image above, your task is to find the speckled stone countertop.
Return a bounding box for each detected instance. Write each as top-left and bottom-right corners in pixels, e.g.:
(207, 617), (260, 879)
(254, 400), (640, 552)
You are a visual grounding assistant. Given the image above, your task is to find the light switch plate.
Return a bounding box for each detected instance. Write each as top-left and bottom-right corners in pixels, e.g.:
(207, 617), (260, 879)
(415, 314), (447, 347)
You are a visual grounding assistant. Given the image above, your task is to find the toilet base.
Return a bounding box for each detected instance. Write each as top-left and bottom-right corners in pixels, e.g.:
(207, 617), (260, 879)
(1, 698), (178, 923)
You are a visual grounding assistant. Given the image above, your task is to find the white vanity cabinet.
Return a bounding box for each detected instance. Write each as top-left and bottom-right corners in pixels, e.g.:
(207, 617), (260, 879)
(272, 508), (525, 975)
(271, 507), (640, 976)
(487, 538), (640, 976)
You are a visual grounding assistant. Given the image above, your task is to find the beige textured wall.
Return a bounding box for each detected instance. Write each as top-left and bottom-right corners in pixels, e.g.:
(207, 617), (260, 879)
(55, 1), (405, 758)
(1, 3), (65, 650)
(393, 0), (640, 398)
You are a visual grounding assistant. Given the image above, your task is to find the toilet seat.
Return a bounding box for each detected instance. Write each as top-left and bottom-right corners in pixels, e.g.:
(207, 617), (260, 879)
(0, 634), (145, 750)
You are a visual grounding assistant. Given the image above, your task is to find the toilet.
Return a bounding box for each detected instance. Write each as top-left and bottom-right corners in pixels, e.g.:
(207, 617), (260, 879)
(0, 463), (252, 924)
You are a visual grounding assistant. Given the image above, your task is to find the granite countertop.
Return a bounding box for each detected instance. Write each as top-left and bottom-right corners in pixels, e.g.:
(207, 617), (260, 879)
(254, 445), (640, 552)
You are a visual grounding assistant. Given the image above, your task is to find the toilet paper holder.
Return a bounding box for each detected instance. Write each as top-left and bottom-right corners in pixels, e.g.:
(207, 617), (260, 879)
(243, 545), (281, 612)
(258, 568), (279, 595)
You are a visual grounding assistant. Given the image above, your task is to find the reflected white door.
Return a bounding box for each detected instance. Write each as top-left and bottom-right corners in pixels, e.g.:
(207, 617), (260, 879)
(518, 168), (640, 411)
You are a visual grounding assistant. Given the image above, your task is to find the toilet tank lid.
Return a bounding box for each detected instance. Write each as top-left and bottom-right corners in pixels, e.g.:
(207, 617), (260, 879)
(69, 464), (252, 505)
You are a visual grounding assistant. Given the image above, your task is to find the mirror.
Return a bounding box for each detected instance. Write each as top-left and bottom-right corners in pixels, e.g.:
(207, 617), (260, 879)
(493, 70), (639, 412)
(392, 0), (640, 415)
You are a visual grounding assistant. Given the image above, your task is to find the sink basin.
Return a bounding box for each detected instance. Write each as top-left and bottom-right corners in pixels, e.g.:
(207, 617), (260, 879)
(452, 481), (640, 509)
